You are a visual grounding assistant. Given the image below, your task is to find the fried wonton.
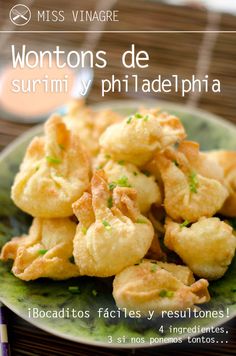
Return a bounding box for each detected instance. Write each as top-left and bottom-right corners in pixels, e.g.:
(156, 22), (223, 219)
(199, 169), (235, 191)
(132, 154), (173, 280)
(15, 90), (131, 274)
(178, 141), (224, 182)
(11, 114), (90, 218)
(72, 170), (154, 277)
(0, 218), (79, 280)
(165, 217), (236, 280)
(99, 109), (186, 167)
(113, 259), (210, 316)
(207, 150), (236, 217)
(154, 146), (228, 222)
(63, 100), (122, 157)
(93, 153), (162, 213)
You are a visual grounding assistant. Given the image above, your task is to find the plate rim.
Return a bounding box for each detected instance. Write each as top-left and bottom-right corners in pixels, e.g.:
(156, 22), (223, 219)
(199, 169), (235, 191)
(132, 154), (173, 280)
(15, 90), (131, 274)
(0, 99), (235, 349)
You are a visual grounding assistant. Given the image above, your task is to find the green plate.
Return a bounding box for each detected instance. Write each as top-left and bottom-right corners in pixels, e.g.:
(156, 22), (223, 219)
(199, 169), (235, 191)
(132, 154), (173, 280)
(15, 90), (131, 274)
(0, 100), (235, 348)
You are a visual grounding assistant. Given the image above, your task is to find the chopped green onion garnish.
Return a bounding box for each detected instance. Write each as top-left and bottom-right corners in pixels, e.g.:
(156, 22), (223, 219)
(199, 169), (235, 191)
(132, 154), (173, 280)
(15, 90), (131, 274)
(96, 164), (104, 170)
(69, 256), (75, 264)
(116, 176), (132, 187)
(180, 220), (190, 228)
(126, 116), (132, 124)
(151, 264), (157, 273)
(68, 286), (80, 294)
(109, 176), (131, 190)
(81, 226), (87, 235)
(105, 154), (111, 159)
(35, 165), (40, 171)
(107, 197), (113, 209)
(92, 289), (98, 296)
(136, 218), (147, 224)
(189, 172), (198, 193)
(118, 160), (125, 165)
(133, 171), (138, 176)
(102, 220), (112, 231)
(159, 290), (167, 297)
(108, 182), (117, 191)
(159, 289), (174, 298)
(166, 291), (174, 298)
(46, 156), (62, 164)
(135, 113), (143, 119)
(38, 249), (48, 255)
(144, 115), (149, 122)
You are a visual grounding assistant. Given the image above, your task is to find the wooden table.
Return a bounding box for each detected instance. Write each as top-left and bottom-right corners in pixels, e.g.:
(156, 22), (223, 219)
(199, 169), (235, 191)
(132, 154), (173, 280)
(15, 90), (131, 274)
(0, 1), (235, 354)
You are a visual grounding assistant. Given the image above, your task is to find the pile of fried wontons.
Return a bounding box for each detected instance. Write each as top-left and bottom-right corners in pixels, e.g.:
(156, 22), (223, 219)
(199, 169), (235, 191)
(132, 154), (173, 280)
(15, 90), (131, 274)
(1, 101), (236, 316)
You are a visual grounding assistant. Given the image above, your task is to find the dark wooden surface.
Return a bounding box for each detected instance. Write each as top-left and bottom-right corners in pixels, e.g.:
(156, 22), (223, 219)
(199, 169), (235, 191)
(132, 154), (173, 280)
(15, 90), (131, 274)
(0, 0), (235, 354)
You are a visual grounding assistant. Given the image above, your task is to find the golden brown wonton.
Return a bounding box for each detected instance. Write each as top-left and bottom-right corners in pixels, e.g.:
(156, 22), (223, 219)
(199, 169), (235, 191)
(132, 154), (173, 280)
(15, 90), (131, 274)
(11, 114), (90, 218)
(113, 259), (210, 316)
(73, 170), (154, 277)
(0, 218), (79, 280)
